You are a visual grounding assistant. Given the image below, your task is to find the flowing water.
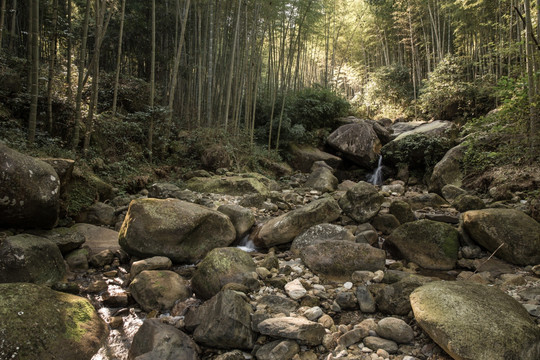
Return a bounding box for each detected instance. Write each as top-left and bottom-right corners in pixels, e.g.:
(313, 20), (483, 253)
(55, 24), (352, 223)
(236, 234), (257, 252)
(367, 155), (384, 185)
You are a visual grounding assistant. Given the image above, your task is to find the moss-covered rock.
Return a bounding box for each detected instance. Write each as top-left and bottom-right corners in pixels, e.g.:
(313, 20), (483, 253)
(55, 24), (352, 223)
(0, 282), (108, 360)
(289, 144), (343, 173)
(386, 220), (459, 270)
(410, 281), (540, 360)
(129, 270), (191, 312)
(191, 247), (256, 300)
(0, 234), (66, 285)
(186, 175), (269, 196)
(119, 198), (236, 263)
(63, 165), (114, 217)
(338, 181), (384, 223)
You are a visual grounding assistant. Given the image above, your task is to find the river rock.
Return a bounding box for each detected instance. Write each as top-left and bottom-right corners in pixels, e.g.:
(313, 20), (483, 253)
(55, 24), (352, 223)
(393, 120), (456, 141)
(371, 213), (400, 235)
(29, 226), (86, 255)
(327, 121), (382, 167)
(258, 317), (326, 346)
(129, 270), (191, 312)
(363, 336), (398, 354)
(376, 317), (414, 344)
(462, 208), (540, 265)
(217, 204), (255, 240)
(255, 340), (299, 360)
(192, 290), (255, 350)
(186, 175), (269, 196)
(386, 220), (459, 270)
(191, 247), (256, 299)
(300, 240), (385, 280)
(0, 282), (108, 360)
(290, 223), (355, 256)
(285, 278), (307, 300)
(0, 234), (66, 285)
(289, 144), (343, 173)
(338, 181), (384, 223)
(389, 200), (415, 224)
(441, 184), (468, 202)
(0, 144), (60, 229)
(129, 319), (199, 360)
(410, 281), (540, 360)
(130, 256), (172, 281)
(452, 194), (485, 212)
(356, 285), (376, 313)
(376, 276), (430, 315)
(70, 223), (120, 253)
(78, 202), (116, 226)
(119, 198), (236, 263)
(304, 167), (338, 193)
(407, 193), (449, 210)
(255, 197), (341, 248)
(428, 144), (465, 194)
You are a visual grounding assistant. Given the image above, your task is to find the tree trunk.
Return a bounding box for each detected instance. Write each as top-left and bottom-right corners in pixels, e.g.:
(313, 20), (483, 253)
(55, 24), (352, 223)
(8, 0), (15, 51)
(223, 0), (241, 129)
(27, 0), (39, 145)
(47, 0), (58, 133)
(0, 0), (6, 49)
(112, 0), (125, 116)
(147, 0), (155, 162)
(66, 0), (72, 98)
(525, 0), (540, 157)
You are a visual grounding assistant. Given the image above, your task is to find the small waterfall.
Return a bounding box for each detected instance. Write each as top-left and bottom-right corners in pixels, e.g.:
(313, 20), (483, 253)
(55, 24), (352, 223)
(367, 155), (384, 186)
(237, 234), (257, 252)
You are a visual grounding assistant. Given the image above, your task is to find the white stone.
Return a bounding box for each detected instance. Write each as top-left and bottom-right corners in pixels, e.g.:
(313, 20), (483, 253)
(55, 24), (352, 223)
(343, 282), (353, 290)
(285, 278), (307, 300)
(372, 270), (384, 283)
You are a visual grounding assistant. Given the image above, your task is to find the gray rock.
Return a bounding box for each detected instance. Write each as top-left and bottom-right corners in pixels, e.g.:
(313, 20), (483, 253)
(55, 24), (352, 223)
(70, 223), (120, 254)
(452, 194), (485, 212)
(376, 277), (430, 315)
(255, 340), (299, 360)
(327, 121), (382, 167)
(363, 336), (398, 354)
(89, 249), (115, 268)
(338, 181), (384, 223)
(289, 144), (343, 173)
(410, 281), (540, 360)
(389, 200), (415, 224)
(65, 248), (90, 272)
(217, 204), (255, 240)
(119, 198), (236, 263)
(335, 291), (357, 310)
(129, 319), (199, 360)
(193, 290), (255, 350)
(371, 213), (400, 235)
(441, 184), (467, 202)
(376, 317), (414, 344)
(191, 247), (256, 300)
(129, 270), (191, 312)
(185, 175), (269, 196)
(407, 193), (449, 210)
(0, 144), (60, 229)
(337, 327), (369, 348)
(356, 285), (376, 313)
(290, 223), (355, 256)
(130, 256), (172, 281)
(258, 317), (326, 346)
(258, 295), (299, 315)
(80, 202), (116, 226)
(305, 167), (338, 193)
(429, 144), (465, 194)
(29, 227), (86, 255)
(0, 234), (65, 285)
(255, 197), (341, 248)
(148, 182), (182, 198)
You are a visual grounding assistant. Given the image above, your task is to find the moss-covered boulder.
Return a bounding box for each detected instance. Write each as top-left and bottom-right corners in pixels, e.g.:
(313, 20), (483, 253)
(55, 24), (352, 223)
(0, 143), (60, 229)
(428, 144), (465, 194)
(191, 247), (256, 299)
(327, 121), (381, 168)
(289, 144), (343, 173)
(255, 197), (342, 248)
(290, 223), (355, 257)
(338, 181), (384, 223)
(386, 220), (459, 270)
(0, 234), (66, 285)
(462, 209), (540, 266)
(0, 282), (108, 360)
(304, 167), (339, 193)
(129, 270), (191, 312)
(410, 281), (540, 360)
(119, 198), (236, 263)
(186, 175), (269, 196)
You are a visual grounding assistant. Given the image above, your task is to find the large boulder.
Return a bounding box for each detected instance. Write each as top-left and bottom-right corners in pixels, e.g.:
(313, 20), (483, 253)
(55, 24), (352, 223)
(191, 247), (257, 300)
(255, 197), (341, 248)
(29, 226), (86, 255)
(376, 276), (430, 315)
(258, 317), (326, 346)
(338, 181), (384, 223)
(462, 209), (540, 265)
(410, 281), (540, 360)
(217, 204), (255, 240)
(0, 282), (108, 359)
(327, 121), (382, 167)
(185, 175), (269, 196)
(428, 144), (466, 194)
(304, 167), (338, 193)
(393, 120), (457, 141)
(129, 319), (199, 360)
(386, 220), (460, 270)
(129, 270), (191, 312)
(290, 223), (355, 256)
(119, 198), (236, 263)
(192, 290), (255, 350)
(70, 223), (120, 253)
(0, 144), (60, 229)
(0, 234), (66, 285)
(300, 241), (386, 280)
(289, 144), (342, 173)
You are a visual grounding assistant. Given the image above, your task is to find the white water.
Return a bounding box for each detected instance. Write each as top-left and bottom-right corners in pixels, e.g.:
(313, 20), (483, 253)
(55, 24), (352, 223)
(237, 234), (257, 252)
(367, 155), (384, 186)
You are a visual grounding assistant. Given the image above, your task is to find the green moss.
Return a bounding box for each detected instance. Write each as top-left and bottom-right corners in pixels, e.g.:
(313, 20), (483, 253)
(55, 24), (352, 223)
(63, 297), (94, 342)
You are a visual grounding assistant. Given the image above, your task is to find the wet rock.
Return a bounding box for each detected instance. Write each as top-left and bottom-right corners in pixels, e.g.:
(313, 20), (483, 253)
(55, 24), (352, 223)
(258, 317), (326, 346)
(255, 340), (300, 360)
(255, 197), (341, 248)
(192, 290), (255, 350)
(130, 256), (172, 281)
(119, 198), (236, 263)
(410, 281), (540, 360)
(338, 181), (384, 223)
(129, 318), (199, 360)
(327, 121), (382, 167)
(462, 208), (540, 265)
(129, 270), (191, 312)
(290, 223), (355, 256)
(305, 167), (338, 193)
(300, 241), (385, 280)
(0, 283), (108, 360)
(0, 143), (60, 229)
(217, 204), (255, 240)
(0, 234), (66, 285)
(289, 144), (343, 173)
(376, 317), (414, 344)
(386, 220), (459, 270)
(191, 247), (256, 300)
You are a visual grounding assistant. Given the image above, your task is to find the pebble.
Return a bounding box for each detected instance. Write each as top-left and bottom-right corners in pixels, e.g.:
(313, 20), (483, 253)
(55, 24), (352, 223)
(285, 279), (307, 300)
(343, 282), (353, 289)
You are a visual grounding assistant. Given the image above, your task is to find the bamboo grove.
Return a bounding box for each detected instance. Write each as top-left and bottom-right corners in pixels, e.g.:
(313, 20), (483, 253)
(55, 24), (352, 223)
(1, 0), (540, 157)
